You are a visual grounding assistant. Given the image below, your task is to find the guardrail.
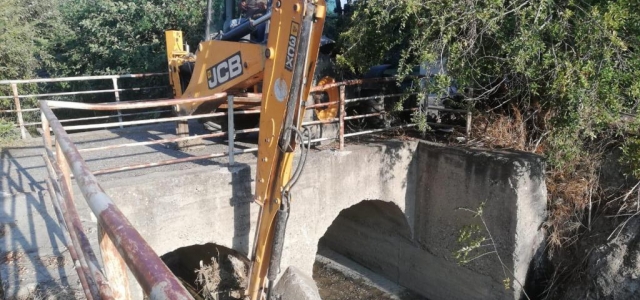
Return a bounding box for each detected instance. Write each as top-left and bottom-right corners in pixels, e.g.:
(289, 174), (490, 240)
(37, 77), (471, 299)
(0, 73), (168, 139)
(38, 77), (471, 175)
(38, 95), (236, 299)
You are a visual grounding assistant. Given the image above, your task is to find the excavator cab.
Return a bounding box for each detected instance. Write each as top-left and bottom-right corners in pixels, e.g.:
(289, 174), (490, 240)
(165, 0), (341, 139)
(205, 0), (271, 43)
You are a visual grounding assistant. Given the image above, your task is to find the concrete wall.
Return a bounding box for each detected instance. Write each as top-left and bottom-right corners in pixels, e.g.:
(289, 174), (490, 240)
(101, 140), (545, 300)
(321, 142), (547, 300)
(0, 139), (546, 299)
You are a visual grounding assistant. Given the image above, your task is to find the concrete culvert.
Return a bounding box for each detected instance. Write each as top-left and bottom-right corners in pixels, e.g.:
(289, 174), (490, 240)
(313, 200), (427, 300)
(160, 243), (250, 300)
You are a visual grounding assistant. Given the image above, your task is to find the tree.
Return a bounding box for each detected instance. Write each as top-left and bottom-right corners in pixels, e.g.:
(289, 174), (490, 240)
(339, 0), (640, 161)
(0, 0), (68, 138)
(53, 0), (208, 76)
(338, 0), (640, 252)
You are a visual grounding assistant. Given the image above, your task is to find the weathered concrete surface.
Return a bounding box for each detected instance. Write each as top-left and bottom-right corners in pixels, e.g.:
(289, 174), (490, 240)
(0, 122), (258, 298)
(0, 190), (83, 298)
(321, 142), (547, 300)
(1, 127), (546, 300)
(273, 266), (322, 300)
(0, 121), (258, 197)
(103, 140), (544, 300)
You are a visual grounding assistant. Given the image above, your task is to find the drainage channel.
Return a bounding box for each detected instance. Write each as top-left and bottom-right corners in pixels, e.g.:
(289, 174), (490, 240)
(161, 243), (426, 300)
(314, 246), (427, 300)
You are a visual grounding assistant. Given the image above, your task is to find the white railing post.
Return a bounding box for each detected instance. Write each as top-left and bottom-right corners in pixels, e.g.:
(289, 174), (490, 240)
(227, 95), (235, 165)
(466, 110), (472, 138)
(11, 83), (26, 139)
(339, 85), (345, 150)
(111, 78), (123, 128)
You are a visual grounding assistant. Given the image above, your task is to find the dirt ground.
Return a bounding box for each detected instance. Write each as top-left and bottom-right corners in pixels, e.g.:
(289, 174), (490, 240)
(313, 261), (427, 300)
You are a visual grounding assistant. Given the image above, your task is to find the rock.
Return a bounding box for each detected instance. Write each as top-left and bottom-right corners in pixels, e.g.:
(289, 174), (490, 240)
(273, 266), (321, 300)
(560, 218), (640, 300)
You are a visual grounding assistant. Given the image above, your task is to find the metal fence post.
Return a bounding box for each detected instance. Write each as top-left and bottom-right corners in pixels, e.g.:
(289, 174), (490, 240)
(11, 83), (26, 139)
(339, 85), (345, 150)
(98, 225), (131, 300)
(41, 110), (52, 150)
(56, 142), (72, 194)
(227, 95), (235, 165)
(466, 110), (472, 138)
(111, 78), (123, 128)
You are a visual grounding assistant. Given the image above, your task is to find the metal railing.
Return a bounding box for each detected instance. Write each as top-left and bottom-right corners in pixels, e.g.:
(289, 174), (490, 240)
(0, 73), (168, 139)
(35, 77), (471, 175)
(38, 95), (235, 299)
(36, 77), (471, 299)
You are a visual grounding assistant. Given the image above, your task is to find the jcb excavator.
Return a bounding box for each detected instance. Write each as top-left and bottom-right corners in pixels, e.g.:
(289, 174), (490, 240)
(164, 0), (326, 299)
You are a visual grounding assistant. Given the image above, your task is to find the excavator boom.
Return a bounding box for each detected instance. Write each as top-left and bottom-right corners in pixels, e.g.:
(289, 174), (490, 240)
(249, 1), (326, 299)
(165, 1), (326, 299)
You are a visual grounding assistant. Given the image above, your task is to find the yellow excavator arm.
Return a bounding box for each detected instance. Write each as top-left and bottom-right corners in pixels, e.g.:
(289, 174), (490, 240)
(249, 1), (326, 299)
(165, 0), (326, 299)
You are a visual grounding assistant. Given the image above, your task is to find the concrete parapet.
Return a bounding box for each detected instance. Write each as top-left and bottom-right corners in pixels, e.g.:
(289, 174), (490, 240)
(321, 141), (546, 299)
(102, 140), (546, 300)
(0, 139), (546, 300)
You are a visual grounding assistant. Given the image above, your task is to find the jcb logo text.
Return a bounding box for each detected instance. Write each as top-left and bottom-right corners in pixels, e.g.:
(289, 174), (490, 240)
(207, 52), (243, 89)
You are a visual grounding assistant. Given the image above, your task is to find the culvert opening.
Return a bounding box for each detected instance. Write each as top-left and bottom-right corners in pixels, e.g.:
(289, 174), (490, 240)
(313, 200), (427, 300)
(160, 243), (249, 300)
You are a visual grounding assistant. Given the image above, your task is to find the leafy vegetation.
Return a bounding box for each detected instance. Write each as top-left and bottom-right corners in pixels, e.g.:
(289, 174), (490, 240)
(455, 203), (530, 298)
(53, 0), (208, 75)
(0, 0), (68, 118)
(339, 0), (640, 252)
(1, 0), (638, 252)
(0, 0), (212, 131)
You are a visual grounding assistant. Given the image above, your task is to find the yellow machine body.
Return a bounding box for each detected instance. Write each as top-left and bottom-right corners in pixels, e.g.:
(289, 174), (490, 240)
(166, 34), (266, 115)
(165, 1), (326, 299)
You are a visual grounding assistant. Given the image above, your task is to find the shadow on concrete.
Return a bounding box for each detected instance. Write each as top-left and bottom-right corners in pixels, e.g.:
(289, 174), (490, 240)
(94, 121), (256, 256)
(230, 164), (253, 256)
(0, 143), (70, 294)
(0, 190), (69, 296)
(1, 145), (47, 195)
(316, 200), (424, 299)
(0, 119), (261, 296)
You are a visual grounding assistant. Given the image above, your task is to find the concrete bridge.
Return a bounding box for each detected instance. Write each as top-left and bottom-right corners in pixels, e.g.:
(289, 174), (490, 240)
(0, 123), (546, 300)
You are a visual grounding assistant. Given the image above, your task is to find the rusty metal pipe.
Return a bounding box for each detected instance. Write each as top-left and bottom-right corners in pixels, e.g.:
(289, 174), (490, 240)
(302, 118), (338, 126)
(40, 100), (194, 300)
(305, 101), (339, 109)
(343, 93), (414, 103)
(0, 86), (167, 100)
(339, 86), (345, 150)
(92, 147), (259, 175)
(47, 147), (115, 299)
(43, 150), (107, 300)
(62, 111), (228, 131)
(44, 178), (95, 300)
(342, 108), (418, 121)
(343, 124), (418, 138)
(46, 92), (227, 111)
(0, 72), (166, 85)
(60, 110), (172, 124)
(79, 127), (260, 153)
(310, 77), (400, 92)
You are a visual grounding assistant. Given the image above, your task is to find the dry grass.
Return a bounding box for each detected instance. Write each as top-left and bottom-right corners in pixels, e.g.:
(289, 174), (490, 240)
(470, 104), (551, 154)
(545, 165), (598, 254)
(471, 109), (528, 151)
(195, 255), (247, 300)
(469, 105), (605, 256)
